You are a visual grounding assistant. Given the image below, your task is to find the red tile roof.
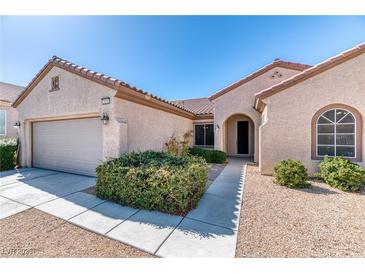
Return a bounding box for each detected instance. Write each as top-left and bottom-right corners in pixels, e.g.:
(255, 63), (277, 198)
(0, 82), (24, 103)
(13, 56), (194, 116)
(254, 43), (365, 112)
(172, 97), (214, 115)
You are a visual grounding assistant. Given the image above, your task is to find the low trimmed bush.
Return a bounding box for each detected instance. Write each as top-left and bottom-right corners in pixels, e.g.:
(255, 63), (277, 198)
(0, 138), (17, 171)
(95, 151), (208, 215)
(273, 159), (309, 188)
(188, 147), (227, 164)
(317, 156), (365, 192)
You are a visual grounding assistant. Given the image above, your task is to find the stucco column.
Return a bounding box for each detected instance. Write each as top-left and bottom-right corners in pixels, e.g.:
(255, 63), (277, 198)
(117, 117), (128, 155)
(19, 120), (32, 167)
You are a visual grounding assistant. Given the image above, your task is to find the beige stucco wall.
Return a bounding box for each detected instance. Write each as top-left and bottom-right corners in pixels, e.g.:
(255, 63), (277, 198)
(114, 98), (193, 152)
(260, 53), (365, 175)
(16, 65), (195, 169)
(16, 66), (119, 167)
(213, 67), (301, 162)
(225, 114), (254, 156)
(0, 105), (18, 138)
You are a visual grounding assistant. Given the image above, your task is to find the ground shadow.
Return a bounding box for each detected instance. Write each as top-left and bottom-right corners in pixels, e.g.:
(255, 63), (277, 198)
(296, 183), (339, 195)
(0, 158), (249, 240)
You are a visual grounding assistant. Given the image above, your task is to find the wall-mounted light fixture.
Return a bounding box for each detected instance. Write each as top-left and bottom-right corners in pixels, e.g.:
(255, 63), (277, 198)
(101, 97), (111, 105)
(216, 124), (220, 129)
(100, 112), (109, 125)
(13, 121), (21, 129)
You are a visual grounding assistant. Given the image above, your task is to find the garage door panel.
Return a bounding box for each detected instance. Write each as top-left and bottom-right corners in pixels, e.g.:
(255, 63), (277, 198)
(32, 118), (102, 176)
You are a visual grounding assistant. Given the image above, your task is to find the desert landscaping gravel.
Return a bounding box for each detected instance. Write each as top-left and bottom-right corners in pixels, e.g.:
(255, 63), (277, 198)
(0, 208), (154, 258)
(236, 164), (365, 258)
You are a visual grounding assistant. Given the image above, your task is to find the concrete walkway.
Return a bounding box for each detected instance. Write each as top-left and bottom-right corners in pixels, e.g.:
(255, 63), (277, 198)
(0, 159), (247, 257)
(156, 158), (246, 257)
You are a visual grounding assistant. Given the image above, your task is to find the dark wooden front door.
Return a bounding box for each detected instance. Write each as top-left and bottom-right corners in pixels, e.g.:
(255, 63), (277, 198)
(237, 121), (249, 154)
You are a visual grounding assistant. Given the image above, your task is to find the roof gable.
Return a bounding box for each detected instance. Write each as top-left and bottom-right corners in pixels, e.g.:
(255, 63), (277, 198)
(12, 56), (196, 119)
(254, 43), (365, 112)
(209, 59), (310, 100)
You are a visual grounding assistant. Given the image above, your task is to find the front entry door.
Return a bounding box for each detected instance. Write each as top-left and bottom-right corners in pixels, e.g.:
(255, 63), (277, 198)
(237, 121), (249, 154)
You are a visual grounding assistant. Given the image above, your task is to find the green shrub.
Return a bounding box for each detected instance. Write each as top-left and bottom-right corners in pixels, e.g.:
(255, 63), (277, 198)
(273, 159), (309, 188)
(188, 147), (227, 164)
(317, 156), (365, 192)
(95, 151), (208, 215)
(0, 138), (18, 171)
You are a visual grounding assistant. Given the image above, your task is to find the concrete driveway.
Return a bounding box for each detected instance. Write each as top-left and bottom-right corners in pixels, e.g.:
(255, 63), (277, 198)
(0, 168), (96, 220)
(1, 159), (247, 257)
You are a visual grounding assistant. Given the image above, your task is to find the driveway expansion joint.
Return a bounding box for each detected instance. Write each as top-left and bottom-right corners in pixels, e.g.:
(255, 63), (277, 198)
(1, 159), (248, 257)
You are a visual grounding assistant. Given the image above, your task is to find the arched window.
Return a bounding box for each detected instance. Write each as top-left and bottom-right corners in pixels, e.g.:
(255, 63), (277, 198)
(312, 104), (362, 161)
(317, 108), (355, 157)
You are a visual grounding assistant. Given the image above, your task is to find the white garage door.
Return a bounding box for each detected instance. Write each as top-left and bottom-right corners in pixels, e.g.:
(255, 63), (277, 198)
(32, 118), (102, 176)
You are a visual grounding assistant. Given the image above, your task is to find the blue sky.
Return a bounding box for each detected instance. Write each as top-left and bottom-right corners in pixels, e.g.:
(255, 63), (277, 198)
(1, 16), (364, 100)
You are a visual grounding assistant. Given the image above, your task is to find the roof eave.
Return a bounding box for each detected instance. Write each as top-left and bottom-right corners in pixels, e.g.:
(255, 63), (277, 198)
(193, 113), (214, 120)
(12, 58), (197, 119)
(115, 86), (196, 120)
(254, 97), (266, 113)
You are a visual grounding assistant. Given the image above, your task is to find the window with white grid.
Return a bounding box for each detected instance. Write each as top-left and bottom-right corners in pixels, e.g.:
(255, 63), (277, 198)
(316, 108), (356, 158)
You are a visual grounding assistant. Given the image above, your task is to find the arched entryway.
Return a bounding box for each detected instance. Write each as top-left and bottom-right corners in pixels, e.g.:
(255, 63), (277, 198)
(222, 113), (255, 157)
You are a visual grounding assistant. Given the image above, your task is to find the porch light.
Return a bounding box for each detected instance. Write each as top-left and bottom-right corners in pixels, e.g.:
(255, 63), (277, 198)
(13, 121), (21, 129)
(100, 112), (109, 125)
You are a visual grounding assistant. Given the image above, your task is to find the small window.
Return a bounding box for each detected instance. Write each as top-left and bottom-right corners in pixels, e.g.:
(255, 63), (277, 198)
(0, 110), (6, 135)
(194, 123), (214, 147)
(50, 76), (60, 91)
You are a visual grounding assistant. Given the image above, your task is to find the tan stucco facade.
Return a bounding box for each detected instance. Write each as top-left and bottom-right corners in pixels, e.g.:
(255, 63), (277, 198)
(212, 67), (301, 161)
(114, 98), (193, 153)
(224, 114), (254, 156)
(259, 53), (365, 175)
(16, 66), (194, 168)
(15, 46), (365, 177)
(16, 66), (117, 167)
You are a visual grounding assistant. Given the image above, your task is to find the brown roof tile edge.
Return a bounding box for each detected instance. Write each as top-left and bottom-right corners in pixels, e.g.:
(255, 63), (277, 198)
(0, 82), (25, 103)
(12, 56), (195, 118)
(254, 43), (365, 112)
(209, 59), (311, 100)
(171, 97), (214, 115)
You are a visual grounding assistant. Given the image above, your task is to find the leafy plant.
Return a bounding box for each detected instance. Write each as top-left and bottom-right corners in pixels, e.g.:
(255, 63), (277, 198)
(0, 138), (18, 171)
(95, 151), (208, 215)
(317, 156), (365, 192)
(165, 130), (193, 157)
(188, 147), (227, 164)
(273, 159), (309, 188)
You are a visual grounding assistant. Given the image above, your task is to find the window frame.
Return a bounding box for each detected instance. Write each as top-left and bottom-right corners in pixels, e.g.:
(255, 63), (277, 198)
(50, 76), (60, 92)
(311, 104), (362, 162)
(316, 108), (356, 158)
(193, 123), (214, 148)
(0, 110), (7, 136)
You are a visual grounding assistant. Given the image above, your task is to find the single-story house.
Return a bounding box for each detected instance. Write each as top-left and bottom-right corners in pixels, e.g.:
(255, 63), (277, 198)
(0, 82), (24, 138)
(13, 43), (365, 176)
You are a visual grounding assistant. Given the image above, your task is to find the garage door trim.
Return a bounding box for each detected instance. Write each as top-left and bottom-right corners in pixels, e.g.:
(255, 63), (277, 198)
(31, 114), (103, 176)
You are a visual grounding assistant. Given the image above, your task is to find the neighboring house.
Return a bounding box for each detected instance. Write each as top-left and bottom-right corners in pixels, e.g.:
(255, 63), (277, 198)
(0, 82), (24, 138)
(13, 43), (365, 176)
